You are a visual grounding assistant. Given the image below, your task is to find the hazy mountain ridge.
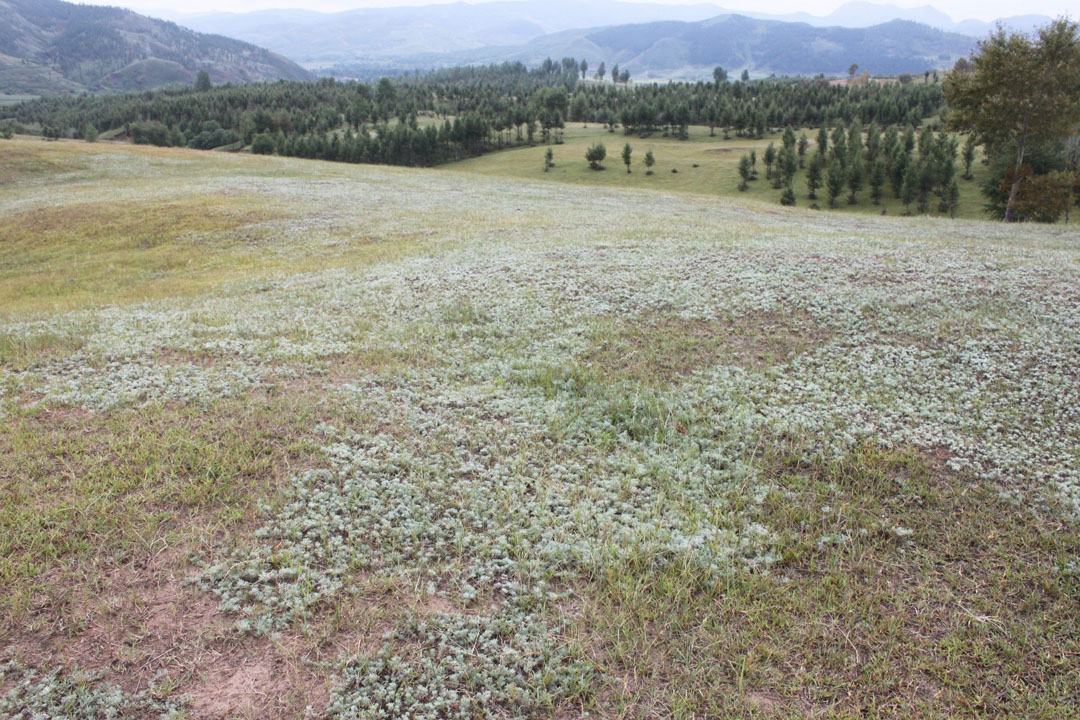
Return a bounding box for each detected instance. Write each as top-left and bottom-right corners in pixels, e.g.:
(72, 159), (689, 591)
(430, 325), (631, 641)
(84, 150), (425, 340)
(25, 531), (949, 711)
(583, 16), (977, 78)
(0, 0), (314, 94)
(160, 0), (1053, 71)
(324, 15), (977, 81)
(162, 1), (730, 64)
(742, 1), (1053, 36)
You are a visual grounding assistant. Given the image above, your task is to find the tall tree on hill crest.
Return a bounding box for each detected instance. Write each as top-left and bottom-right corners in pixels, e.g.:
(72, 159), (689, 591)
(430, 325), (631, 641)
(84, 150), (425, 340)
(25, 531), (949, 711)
(945, 19), (1080, 222)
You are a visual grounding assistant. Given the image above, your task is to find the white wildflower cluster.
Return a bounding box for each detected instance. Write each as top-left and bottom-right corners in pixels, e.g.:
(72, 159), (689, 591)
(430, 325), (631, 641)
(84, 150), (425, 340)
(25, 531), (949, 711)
(14, 353), (265, 411)
(199, 375), (777, 622)
(0, 660), (185, 720)
(4, 159), (1078, 715)
(325, 611), (590, 720)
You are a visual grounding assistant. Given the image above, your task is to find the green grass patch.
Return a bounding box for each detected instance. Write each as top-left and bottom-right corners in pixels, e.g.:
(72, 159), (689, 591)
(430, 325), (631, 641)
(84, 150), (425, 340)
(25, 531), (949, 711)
(575, 446), (1080, 718)
(0, 393), (321, 621)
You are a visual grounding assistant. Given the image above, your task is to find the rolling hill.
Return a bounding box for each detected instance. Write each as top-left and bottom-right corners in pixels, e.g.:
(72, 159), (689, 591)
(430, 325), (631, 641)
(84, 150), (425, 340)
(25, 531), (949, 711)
(412, 15), (976, 80)
(0, 0), (314, 94)
(163, 1), (729, 65)
(581, 15), (976, 78)
(2, 135), (1078, 720)
(163, 0), (1045, 80)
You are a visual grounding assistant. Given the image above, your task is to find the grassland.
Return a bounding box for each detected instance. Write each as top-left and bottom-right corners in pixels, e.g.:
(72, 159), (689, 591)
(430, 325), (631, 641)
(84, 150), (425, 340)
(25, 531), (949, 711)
(1, 136), (1079, 719)
(447, 124), (992, 220)
(0, 95), (38, 108)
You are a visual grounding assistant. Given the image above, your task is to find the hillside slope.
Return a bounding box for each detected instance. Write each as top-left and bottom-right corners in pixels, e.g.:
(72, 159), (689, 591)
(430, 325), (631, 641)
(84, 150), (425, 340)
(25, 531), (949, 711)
(0, 0), (314, 94)
(1, 137), (1078, 719)
(167, 0), (1046, 76)
(168, 1), (727, 64)
(448, 15), (976, 79)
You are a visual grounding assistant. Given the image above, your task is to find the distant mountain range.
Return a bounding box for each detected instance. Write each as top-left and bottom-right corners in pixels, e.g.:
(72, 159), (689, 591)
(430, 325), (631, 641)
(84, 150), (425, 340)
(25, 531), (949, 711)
(0, 0), (313, 94)
(0, 0), (1058, 94)
(739, 2), (1052, 37)
(413, 15), (976, 80)
(158, 0), (1053, 74)
(149, 2), (729, 64)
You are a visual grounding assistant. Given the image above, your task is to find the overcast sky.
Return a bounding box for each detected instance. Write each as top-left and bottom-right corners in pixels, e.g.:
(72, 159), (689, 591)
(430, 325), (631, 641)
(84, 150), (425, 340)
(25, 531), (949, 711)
(122, 0), (1074, 23)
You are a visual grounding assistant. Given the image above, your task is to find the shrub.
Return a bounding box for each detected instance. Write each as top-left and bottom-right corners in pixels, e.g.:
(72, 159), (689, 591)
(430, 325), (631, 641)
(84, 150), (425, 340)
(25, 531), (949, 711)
(251, 132), (275, 155)
(585, 142), (606, 170)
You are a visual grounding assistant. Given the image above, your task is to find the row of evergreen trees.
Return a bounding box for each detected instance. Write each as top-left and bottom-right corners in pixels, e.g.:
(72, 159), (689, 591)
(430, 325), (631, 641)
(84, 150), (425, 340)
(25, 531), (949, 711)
(4, 60), (944, 168)
(739, 121), (966, 215)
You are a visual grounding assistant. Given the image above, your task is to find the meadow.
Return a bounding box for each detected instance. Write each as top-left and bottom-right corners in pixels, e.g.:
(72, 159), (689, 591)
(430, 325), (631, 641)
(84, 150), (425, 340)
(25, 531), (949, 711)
(448, 124), (991, 220)
(1, 136), (1079, 719)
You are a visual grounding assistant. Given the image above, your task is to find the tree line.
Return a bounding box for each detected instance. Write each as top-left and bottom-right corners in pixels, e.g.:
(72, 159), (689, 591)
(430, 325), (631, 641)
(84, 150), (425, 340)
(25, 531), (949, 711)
(2, 59), (944, 169)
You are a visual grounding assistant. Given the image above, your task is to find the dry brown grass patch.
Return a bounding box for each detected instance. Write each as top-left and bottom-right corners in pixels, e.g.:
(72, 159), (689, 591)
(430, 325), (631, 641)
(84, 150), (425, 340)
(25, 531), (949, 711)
(584, 309), (829, 385)
(0, 197), (283, 252)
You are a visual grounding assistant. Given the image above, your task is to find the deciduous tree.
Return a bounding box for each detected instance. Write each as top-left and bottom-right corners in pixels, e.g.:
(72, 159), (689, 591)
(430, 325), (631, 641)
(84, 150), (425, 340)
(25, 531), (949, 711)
(945, 19), (1080, 221)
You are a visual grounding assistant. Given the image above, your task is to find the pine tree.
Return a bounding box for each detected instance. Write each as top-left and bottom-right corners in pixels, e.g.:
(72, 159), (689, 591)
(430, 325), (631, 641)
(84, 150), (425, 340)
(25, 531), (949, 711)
(622, 142), (633, 173)
(961, 134), (976, 179)
(883, 124), (900, 158)
(585, 142), (606, 169)
(847, 153), (864, 204)
(847, 119), (863, 163)
(865, 121), (881, 161)
(780, 147), (798, 189)
(945, 178), (960, 217)
(869, 156), (886, 204)
(644, 149), (655, 174)
(737, 154), (752, 191)
(900, 161), (919, 213)
(764, 142), (776, 179)
(830, 123), (847, 165)
(782, 126), (796, 151)
(917, 125), (933, 157)
(888, 145), (909, 198)
(806, 152), (823, 199)
(902, 125), (916, 154)
(827, 159), (845, 208)
(780, 183), (796, 206)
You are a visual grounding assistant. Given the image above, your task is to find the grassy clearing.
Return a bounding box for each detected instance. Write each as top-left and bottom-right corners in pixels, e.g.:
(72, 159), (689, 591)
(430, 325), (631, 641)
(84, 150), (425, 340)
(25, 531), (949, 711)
(577, 446), (1080, 718)
(1, 140), (1078, 719)
(0, 392), (322, 622)
(446, 124), (992, 220)
(0, 137), (484, 315)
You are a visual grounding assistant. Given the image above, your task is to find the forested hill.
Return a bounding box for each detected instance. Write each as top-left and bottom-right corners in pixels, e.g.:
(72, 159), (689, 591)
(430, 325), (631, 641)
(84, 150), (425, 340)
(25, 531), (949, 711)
(0, 0), (314, 94)
(434, 15), (976, 80)
(582, 16), (975, 77)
